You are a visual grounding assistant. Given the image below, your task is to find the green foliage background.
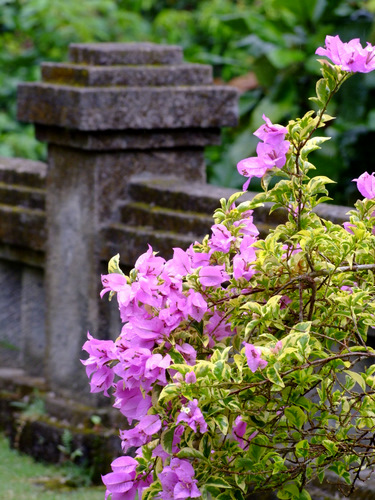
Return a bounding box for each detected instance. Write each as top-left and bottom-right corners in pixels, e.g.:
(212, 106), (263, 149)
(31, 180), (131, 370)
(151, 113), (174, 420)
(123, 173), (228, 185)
(2, 0), (375, 204)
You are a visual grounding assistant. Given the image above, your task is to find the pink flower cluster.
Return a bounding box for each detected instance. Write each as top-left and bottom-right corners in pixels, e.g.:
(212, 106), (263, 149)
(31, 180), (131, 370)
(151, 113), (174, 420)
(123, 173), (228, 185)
(354, 171), (375, 199)
(316, 35), (375, 73)
(82, 209), (261, 499)
(102, 456), (152, 500)
(237, 114), (290, 190)
(158, 458), (201, 499)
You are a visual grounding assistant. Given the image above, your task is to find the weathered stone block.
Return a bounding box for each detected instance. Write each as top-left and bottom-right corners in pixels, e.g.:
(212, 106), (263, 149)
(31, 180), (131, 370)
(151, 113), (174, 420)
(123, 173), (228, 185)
(0, 261), (22, 366)
(44, 147), (101, 398)
(0, 205), (45, 252)
(120, 201), (213, 237)
(0, 183), (45, 210)
(18, 83), (238, 131)
(0, 157), (46, 189)
(102, 223), (196, 265)
(69, 42), (183, 65)
(41, 62), (213, 87)
(35, 125), (222, 150)
(46, 146), (206, 223)
(127, 175), (237, 213)
(21, 266), (45, 377)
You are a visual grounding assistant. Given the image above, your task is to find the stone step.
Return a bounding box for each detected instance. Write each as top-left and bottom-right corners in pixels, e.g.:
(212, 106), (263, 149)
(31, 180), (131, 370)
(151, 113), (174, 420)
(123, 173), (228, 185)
(127, 176), (286, 233)
(69, 42), (184, 66)
(0, 204), (45, 252)
(41, 62), (213, 87)
(0, 158), (46, 189)
(128, 176), (237, 213)
(0, 182), (45, 210)
(119, 201), (213, 238)
(102, 223), (197, 266)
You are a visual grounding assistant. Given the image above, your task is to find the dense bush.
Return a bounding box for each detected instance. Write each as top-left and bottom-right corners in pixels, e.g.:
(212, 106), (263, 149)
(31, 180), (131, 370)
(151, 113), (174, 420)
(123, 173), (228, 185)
(1, 0), (375, 204)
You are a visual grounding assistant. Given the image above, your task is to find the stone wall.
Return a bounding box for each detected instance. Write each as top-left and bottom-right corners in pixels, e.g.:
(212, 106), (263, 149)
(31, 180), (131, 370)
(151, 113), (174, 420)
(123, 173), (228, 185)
(0, 42), (351, 407)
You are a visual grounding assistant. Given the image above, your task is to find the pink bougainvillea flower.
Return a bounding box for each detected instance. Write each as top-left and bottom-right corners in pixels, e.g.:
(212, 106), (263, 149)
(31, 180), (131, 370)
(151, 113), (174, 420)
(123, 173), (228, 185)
(209, 223), (236, 253)
(175, 343), (197, 366)
(256, 140), (290, 169)
(237, 115), (290, 191)
(135, 244), (165, 277)
(343, 222), (356, 234)
(280, 295), (292, 309)
(237, 155), (269, 191)
(185, 289), (207, 322)
(186, 245), (210, 268)
(198, 264), (230, 287)
(254, 114), (288, 145)
(114, 347), (171, 392)
(243, 343), (268, 373)
(271, 340), (283, 354)
(120, 414), (161, 452)
(206, 310), (233, 342)
(159, 458), (201, 500)
(185, 371), (196, 384)
(112, 385), (152, 424)
(102, 456), (152, 500)
(176, 399), (207, 433)
(353, 171), (375, 199)
(81, 333), (116, 396)
(232, 416), (247, 448)
(166, 247), (192, 276)
(316, 35), (375, 73)
(233, 210), (259, 238)
(100, 272), (129, 299)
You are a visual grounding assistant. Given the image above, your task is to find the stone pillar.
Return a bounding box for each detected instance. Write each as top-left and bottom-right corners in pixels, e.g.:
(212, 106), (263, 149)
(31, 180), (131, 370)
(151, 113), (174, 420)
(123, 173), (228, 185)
(17, 42), (238, 400)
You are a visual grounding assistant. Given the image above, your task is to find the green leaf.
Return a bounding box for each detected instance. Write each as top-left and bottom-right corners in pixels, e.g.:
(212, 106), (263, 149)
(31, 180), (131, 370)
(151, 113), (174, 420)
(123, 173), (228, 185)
(322, 439), (338, 456)
(168, 350), (185, 364)
(158, 383), (180, 404)
(307, 175), (335, 196)
(300, 136), (330, 160)
(321, 63), (339, 91)
(344, 370), (366, 391)
(213, 361), (225, 381)
(205, 477), (232, 489)
(266, 365), (285, 388)
(160, 427), (176, 454)
(316, 77), (330, 104)
(227, 191), (246, 207)
(295, 439), (310, 458)
(199, 433), (212, 458)
(215, 414), (229, 435)
(299, 490), (312, 500)
(248, 435), (268, 461)
(291, 321), (312, 334)
(108, 253), (124, 275)
(169, 363), (191, 376)
(195, 361), (211, 378)
(317, 470), (325, 483)
(216, 493), (234, 500)
(284, 406), (307, 429)
(277, 482), (300, 499)
(177, 447), (207, 461)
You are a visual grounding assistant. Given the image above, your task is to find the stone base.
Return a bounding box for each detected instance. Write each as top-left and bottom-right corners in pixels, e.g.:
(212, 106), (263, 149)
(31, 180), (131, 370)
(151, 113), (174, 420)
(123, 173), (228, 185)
(0, 368), (122, 484)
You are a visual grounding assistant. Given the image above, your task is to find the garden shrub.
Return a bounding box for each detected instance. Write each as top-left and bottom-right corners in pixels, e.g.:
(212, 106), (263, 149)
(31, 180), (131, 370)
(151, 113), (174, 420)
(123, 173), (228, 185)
(83, 35), (375, 499)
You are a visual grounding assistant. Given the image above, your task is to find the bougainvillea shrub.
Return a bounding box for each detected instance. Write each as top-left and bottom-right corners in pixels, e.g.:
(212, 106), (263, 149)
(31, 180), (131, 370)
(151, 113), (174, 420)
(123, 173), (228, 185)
(82, 35), (375, 500)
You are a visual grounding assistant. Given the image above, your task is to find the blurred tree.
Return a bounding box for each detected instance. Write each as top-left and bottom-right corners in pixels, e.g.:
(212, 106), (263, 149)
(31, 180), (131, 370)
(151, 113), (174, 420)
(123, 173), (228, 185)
(1, 0), (375, 204)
